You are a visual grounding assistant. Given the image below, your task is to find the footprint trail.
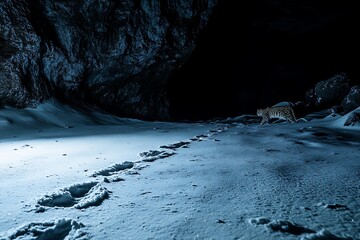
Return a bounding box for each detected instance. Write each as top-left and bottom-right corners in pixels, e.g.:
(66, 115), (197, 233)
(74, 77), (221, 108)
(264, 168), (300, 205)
(4, 124), (231, 238)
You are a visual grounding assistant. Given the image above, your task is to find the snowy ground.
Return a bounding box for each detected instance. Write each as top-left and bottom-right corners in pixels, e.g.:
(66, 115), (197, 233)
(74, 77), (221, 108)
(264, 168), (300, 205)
(0, 102), (359, 240)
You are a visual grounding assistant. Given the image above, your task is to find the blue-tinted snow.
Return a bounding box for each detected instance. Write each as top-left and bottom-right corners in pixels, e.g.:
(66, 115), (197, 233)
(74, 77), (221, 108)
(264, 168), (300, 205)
(0, 102), (359, 240)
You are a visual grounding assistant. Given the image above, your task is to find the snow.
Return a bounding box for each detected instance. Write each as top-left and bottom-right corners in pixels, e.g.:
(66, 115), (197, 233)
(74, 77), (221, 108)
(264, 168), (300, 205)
(301, 229), (354, 240)
(250, 218), (316, 235)
(92, 162), (134, 177)
(2, 219), (87, 240)
(37, 182), (109, 210)
(333, 107), (360, 129)
(0, 102), (360, 240)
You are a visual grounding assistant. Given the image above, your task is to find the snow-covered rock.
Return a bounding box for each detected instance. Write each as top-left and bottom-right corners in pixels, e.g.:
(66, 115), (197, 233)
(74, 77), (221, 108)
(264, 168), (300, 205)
(333, 107), (360, 128)
(314, 73), (351, 108)
(342, 85), (360, 113)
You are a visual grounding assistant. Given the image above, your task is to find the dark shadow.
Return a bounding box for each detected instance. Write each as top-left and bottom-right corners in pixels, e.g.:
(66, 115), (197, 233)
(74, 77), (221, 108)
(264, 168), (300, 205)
(167, 1), (360, 121)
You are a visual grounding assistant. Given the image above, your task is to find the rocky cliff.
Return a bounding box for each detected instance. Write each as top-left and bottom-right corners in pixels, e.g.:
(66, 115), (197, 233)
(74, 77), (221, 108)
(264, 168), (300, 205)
(1, 1), (358, 121)
(0, 0), (217, 120)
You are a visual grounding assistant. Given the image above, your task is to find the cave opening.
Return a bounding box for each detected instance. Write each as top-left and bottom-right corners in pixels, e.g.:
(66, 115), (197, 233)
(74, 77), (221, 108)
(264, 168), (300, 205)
(166, 0), (359, 121)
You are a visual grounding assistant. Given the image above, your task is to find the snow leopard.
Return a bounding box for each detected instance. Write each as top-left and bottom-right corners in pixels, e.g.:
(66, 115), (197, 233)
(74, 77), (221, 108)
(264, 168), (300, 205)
(256, 106), (296, 125)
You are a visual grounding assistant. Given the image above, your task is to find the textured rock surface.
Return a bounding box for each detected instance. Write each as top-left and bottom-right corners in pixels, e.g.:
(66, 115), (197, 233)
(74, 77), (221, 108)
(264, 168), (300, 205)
(1, 1), (359, 120)
(344, 108), (360, 127)
(342, 86), (360, 113)
(305, 89), (316, 107)
(314, 73), (351, 108)
(0, 0), (217, 120)
(0, 0), (45, 108)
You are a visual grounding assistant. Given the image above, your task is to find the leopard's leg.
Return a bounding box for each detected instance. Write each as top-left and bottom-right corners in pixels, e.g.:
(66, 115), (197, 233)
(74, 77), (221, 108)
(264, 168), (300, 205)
(260, 116), (269, 125)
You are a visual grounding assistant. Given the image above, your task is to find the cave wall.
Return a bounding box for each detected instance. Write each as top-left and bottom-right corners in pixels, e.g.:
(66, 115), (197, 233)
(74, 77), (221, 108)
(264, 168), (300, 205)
(1, 0), (359, 121)
(0, 0), (217, 120)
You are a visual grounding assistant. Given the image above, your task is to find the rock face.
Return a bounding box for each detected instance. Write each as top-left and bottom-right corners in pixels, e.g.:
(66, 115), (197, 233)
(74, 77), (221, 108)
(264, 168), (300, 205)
(314, 73), (351, 108)
(342, 86), (360, 113)
(1, 1), (359, 120)
(303, 73), (360, 116)
(343, 108), (360, 127)
(305, 89), (316, 108)
(0, 0), (217, 120)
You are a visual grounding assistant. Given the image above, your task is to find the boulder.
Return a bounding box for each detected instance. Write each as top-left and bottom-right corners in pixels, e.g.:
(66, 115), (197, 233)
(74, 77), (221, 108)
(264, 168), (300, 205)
(342, 85), (360, 113)
(314, 73), (351, 108)
(305, 89), (316, 107)
(344, 109), (360, 127)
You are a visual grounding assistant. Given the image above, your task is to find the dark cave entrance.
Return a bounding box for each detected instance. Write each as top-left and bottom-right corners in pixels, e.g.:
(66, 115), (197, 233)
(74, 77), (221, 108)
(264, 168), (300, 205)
(167, 0), (359, 121)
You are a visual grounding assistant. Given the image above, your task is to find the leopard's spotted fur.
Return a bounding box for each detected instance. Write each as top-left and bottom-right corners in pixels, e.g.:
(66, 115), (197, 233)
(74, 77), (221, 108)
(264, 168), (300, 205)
(257, 106), (296, 125)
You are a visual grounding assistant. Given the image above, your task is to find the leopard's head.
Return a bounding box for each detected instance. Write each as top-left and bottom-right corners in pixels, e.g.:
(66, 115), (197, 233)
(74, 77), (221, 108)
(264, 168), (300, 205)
(256, 109), (263, 117)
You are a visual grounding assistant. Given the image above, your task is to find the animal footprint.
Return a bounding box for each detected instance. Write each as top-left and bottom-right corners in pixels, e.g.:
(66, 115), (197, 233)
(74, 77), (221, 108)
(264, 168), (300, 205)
(37, 182), (109, 210)
(160, 141), (190, 150)
(249, 217), (315, 235)
(249, 217), (353, 239)
(267, 220), (315, 235)
(301, 229), (354, 240)
(139, 150), (175, 162)
(248, 217), (271, 225)
(190, 134), (209, 142)
(316, 202), (350, 211)
(92, 161), (134, 177)
(324, 203), (349, 211)
(0, 219), (86, 240)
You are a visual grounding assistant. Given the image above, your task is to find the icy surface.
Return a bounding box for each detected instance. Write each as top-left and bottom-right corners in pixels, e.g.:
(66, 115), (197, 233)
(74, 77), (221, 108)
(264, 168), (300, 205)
(0, 102), (359, 239)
